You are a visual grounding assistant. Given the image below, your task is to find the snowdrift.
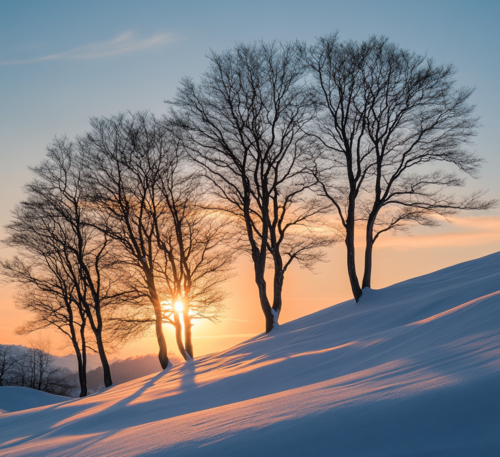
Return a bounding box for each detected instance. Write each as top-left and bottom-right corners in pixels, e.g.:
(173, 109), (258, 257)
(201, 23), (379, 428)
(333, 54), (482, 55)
(0, 387), (68, 414)
(1, 252), (499, 456)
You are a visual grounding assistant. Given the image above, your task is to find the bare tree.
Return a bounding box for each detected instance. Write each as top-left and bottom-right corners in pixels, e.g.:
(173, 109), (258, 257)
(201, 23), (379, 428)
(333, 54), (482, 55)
(1, 257), (89, 397)
(78, 112), (176, 369)
(2, 141), (140, 388)
(154, 152), (236, 359)
(79, 112), (234, 362)
(306, 34), (496, 299)
(170, 41), (336, 334)
(0, 345), (17, 386)
(305, 34), (375, 301)
(6, 337), (75, 396)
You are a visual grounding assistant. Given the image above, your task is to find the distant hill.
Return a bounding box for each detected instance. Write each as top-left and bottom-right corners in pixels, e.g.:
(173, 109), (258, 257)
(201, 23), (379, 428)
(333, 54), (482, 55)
(0, 386), (68, 414)
(86, 352), (184, 392)
(52, 352), (102, 372)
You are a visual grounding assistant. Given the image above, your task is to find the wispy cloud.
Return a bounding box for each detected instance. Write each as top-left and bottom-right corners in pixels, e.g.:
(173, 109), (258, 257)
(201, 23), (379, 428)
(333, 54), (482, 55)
(0, 31), (174, 65)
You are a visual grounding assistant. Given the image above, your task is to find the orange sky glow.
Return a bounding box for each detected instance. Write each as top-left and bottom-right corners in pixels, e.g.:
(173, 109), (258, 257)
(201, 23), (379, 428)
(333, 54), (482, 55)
(1, 213), (499, 360)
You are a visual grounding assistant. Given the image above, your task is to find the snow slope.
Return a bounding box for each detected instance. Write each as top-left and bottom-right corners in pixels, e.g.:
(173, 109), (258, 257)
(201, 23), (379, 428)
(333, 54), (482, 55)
(1, 252), (499, 456)
(0, 387), (68, 414)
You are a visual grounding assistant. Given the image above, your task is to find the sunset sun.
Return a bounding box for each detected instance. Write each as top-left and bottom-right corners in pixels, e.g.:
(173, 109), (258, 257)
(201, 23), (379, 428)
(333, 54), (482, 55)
(174, 301), (184, 313)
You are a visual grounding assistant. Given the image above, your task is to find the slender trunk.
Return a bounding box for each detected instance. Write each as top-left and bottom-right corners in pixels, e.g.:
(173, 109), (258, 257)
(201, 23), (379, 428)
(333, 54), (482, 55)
(362, 218), (375, 289)
(253, 260), (274, 333)
(73, 321), (87, 397)
(95, 318), (111, 388)
(244, 191), (273, 333)
(174, 310), (188, 361)
(272, 260), (284, 325)
(81, 323), (87, 395)
(184, 312), (193, 359)
(75, 350), (87, 397)
(249, 240), (273, 332)
(95, 332), (112, 388)
(345, 214), (362, 302)
(145, 271), (169, 369)
(80, 345), (87, 397)
(84, 298), (112, 388)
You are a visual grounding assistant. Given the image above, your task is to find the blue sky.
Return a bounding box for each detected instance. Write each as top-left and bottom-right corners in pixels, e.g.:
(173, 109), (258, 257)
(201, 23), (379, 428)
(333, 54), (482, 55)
(1, 1), (499, 202)
(1, 0), (500, 355)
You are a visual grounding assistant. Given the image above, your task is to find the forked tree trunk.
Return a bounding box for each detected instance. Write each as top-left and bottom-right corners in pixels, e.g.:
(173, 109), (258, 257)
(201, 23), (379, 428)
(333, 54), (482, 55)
(249, 240), (274, 333)
(254, 264), (274, 334)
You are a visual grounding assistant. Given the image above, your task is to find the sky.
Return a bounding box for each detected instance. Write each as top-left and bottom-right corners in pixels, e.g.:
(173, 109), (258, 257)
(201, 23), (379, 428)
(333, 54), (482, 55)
(0, 0), (499, 360)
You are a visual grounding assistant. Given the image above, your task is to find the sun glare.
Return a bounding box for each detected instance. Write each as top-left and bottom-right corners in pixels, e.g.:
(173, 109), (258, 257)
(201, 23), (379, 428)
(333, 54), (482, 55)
(174, 301), (184, 313)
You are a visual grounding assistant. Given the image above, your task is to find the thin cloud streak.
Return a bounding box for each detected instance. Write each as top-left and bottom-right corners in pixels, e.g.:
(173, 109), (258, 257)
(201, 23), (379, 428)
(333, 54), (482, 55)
(0, 31), (175, 65)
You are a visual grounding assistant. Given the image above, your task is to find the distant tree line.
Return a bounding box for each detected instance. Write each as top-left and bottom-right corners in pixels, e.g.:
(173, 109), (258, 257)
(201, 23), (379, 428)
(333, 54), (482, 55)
(0, 341), (74, 396)
(0, 343), (183, 397)
(1, 34), (495, 398)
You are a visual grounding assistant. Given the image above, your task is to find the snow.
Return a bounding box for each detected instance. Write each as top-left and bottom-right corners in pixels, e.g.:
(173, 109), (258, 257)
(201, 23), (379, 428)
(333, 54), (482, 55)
(270, 307), (280, 326)
(1, 251), (500, 456)
(0, 387), (69, 414)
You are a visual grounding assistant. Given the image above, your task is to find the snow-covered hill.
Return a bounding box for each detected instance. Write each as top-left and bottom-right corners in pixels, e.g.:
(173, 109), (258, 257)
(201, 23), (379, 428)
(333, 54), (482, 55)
(0, 387), (68, 414)
(1, 252), (499, 456)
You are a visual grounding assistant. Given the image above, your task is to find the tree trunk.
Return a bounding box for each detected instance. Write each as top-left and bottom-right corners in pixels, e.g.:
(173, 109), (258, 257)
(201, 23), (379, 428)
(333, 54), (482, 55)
(345, 220), (362, 302)
(68, 311), (87, 397)
(272, 264), (284, 325)
(362, 208), (380, 290)
(250, 246), (274, 333)
(75, 351), (87, 397)
(95, 333), (112, 388)
(362, 219), (375, 289)
(184, 312), (193, 359)
(174, 310), (188, 361)
(75, 323), (87, 397)
(256, 269), (274, 334)
(145, 272), (169, 369)
(80, 325), (87, 397)
(85, 300), (112, 388)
